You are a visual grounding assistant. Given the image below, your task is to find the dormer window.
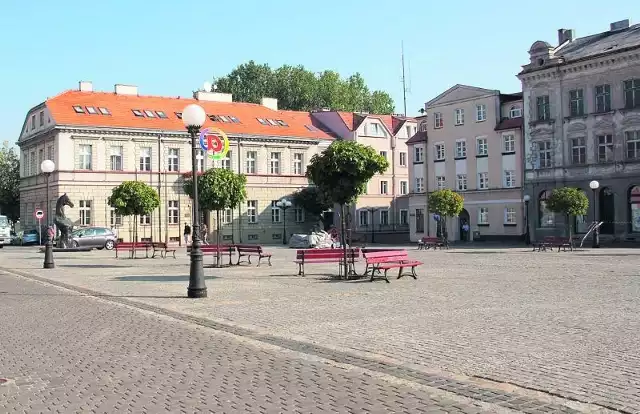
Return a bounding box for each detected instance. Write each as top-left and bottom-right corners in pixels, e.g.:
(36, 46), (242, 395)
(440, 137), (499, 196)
(509, 106), (522, 118)
(366, 123), (383, 136)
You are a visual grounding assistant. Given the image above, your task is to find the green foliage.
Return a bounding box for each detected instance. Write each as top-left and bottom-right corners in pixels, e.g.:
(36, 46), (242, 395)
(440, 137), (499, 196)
(306, 141), (389, 206)
(0, 146), (21, 221)
(428, 189), (464, 218)
(182, 169), (247, 211)
(215, 61), (395, 114)
(546, 187), (589, 216)
(292, 187), (332, 219)
(108, 181), (160, 217)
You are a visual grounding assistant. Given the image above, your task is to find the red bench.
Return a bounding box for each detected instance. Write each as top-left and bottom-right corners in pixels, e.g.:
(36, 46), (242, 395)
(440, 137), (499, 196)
(115, 242), (151, 258)
(533, 236), (573, 252)
(188, 244), (236, 266)
(235, 244), (272, 266)
(417, 236), (445, 250)
(294, 248), (360, 277)
(150, 242), (176, 259)
(363, 250), (423, 283)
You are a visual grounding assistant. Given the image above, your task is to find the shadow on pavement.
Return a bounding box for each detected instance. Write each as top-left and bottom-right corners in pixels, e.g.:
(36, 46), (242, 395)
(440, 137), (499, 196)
(447, 251), (506, 254)
(113, 275), (220, 282)
(0, 292), (186, 298)
(61, 264), (131, 268)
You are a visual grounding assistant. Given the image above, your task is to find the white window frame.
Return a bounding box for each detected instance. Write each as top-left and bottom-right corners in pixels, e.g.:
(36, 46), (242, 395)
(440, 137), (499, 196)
(598, 134), (614, 162)
(79, 200), (91, 226)
(399, 209), (408, 226)
(220, 150), (231, 170)
(293, 153), (304, 175)
(456, 174), (467, 191)
(379, 209), (389, 226)
(414, 146), (424, 163)
(380, 180), (388, 194)
(139, 147), (151, 172)
(167, 148), (179, 172)
(247, 200), (258, 223)
(294, 206), (305, 223)
(509, 106), (522, 118)
(455, 140), (467, 158)
(478, 172), (489, 190)
(476, 137), (488, 156)
(571, 137), (586, 165)
(400, 180), (408, 195)
(271, 200), (281, 223)
(436, 176), (446, 190)
(537, 141), (552, 168)
(434, 143), (445, 160)
(270, 152), (281, 174)
(358, 210), (369, 226)
(476, 104), (487, 122)
(504, 170), (515, 188)
(415, 177), (425, 193)
(78, 144), (92, 170)
(110, 146), (123, 171)
(504, 207), (516, 224)
(433, 112), (443, 129)
(379, 150), (387, 160)
(196, 150), (205, 172)
(454, 108), (464, 125)
(140, 214), (150, 225)
(399, 152), (407, 166)
(246, 151), (257, 174)
(503, 135), (515, 153)
(478, 207), (489, 224)
(168, 200), (179, 224)
(222, 208), (233, 224)
(110, 208), (123, 227)
(366, 123), (384, 137)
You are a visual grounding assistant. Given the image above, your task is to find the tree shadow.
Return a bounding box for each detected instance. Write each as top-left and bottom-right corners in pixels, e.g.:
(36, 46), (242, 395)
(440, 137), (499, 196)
(575, 253), (640, 257)
(0, 292), (186, 298)
(113, 275), (220, 282)
(61, 264), (131, 269)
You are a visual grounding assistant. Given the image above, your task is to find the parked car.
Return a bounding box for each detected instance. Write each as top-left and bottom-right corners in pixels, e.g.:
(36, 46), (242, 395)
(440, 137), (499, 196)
(21, 229), (42, 246)
(71, 227), (117, 250)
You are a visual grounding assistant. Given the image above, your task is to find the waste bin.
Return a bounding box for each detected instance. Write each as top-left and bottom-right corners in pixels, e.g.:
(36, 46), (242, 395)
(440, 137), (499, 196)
(473, 230), (481, 241)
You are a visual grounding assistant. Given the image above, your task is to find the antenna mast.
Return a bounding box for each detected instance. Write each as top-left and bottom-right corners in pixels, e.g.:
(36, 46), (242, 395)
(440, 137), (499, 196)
(401, 41), (408, 116)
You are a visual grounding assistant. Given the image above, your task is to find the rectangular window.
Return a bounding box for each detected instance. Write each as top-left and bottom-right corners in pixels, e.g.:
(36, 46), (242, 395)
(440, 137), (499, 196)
(503, 135), (515, 153)
(30, 152), (36, 175)
(294, 206), (305, 223)
(595, 84), (611, 112)
(624, 79), (640, 109)
(39, 111), (44, 126)
(79, 200), (91, 226)
(366, 123), (383, 136)
(47, 145), (53, 161)
(456, 174), (467, 191)
(270, 152), (281, 174)
(571, 137), (586, 164)
(399, 209), (408, 226)
(504, 208), (516, 224)
(196, 150), (205, 172)
(400, 180), (408, 195)
(167, 200), (179, 224)
(569, 89), (585, 117)
(454, 108), (464, 125)
(510, 106), (522, 118)
(434, 143), (445, 160)
(247, 200), (258, 223)
(478, 207), (489, 224)
(405, 125), (413, 137)
(414, 147), (424, 163)
(598, 134), (614, 162)
(380, 180), (388, 194)
(476, 137), (488, 156)
(536, 95), (550, 121)
(110, 208), (122, 227)
(504, 170), (516, 188)
(434, 112), (443, 128)
(77, 144), (92, 170)
(476, 104), (486, 122)
(271, 200), (281, 223)
(455, 140), (466, 158)
(436, 176), (446, 190)
(110, 146), (123, 171)
(246, 151), (256, 174)
(415, 208), (425, 233)
(359, 210), (369, 226)
(140, 215), (150, 225)
(626, 130), (640, 160)
(139, 147), (151, 171)
(222, 208), (233, 224)
(399, 152), (407, 166)
(379, 210), (389, 226)
(167, 148), (179, 172)
(38, 148), (44, 168)
(379, 150), (387, 160)
(293, 153), (304, 175)
(220, 150), (231, 170)
(537, 141), (552, 168)
(478, 172), (489, 190)
(31, 115), (35, 129)
(415, 177), (425, 193)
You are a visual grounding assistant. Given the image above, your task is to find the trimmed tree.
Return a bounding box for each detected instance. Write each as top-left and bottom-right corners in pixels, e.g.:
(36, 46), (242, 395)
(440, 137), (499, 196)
(306, 140), (388, 276)
(428, 189), (464, 245)
(108, 181), (160, 242)
(0, 145), (20, 222)
(292, 186), (333, 228)
(183, 169), (247, 265)
(545, 187), (589, 241)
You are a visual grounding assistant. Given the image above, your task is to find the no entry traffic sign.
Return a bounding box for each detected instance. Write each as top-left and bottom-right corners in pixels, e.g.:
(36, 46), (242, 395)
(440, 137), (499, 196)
(34, 209), (44, 220)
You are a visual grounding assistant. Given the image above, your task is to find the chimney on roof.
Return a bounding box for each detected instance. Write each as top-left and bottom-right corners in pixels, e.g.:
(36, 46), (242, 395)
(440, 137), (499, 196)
(261, 97), (278, 111)
(114, 84), (138, 96)
(79, 81), (93, 92)
(557, 29), (575, 45)
(193, 91), (233, 103)
(610, 19), (630, 31)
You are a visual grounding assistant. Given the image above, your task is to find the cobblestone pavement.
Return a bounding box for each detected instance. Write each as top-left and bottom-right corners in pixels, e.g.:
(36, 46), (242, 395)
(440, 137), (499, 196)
(0, 272), (496, 413)
(1, 245), (639, 412)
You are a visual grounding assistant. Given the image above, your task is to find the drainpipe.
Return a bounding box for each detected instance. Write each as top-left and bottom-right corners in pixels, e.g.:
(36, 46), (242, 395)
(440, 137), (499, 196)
(157, 135), (162, 243)
(237, 137), (242, 243)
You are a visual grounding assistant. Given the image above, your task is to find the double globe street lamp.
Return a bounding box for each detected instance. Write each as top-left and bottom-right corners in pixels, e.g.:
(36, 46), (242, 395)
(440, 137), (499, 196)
(41, 159), (55, 269)
(276, 198), (292, 245)
(589, 180), (600, 248)
(182, 104), (207, 298)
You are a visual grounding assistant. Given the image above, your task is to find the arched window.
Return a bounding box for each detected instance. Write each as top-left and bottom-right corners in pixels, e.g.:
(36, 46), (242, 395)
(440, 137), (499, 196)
(538, 190), (555, 227)
(628, 186), (640, 232)
(509, 106), (522, 118)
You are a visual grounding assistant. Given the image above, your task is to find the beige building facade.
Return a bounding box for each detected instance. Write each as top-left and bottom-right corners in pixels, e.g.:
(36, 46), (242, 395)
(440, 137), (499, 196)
(18, 82), (333, 245)
(407, 85), (525, 242)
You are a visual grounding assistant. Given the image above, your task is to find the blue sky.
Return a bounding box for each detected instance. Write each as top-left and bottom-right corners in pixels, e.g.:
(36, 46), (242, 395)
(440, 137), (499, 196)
(0, 1), (635, 142)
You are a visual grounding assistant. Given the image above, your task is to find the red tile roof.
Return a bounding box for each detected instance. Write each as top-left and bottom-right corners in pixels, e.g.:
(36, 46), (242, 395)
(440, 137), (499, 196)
(495, 117), (523, 131)
(45, 90), (335, 140)
(334, 111), (414, 135)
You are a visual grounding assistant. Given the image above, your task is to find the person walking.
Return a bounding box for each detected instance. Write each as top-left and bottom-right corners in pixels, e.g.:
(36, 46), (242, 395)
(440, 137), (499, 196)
(201, 223), (208, 245)
(183, 223), (191, 245)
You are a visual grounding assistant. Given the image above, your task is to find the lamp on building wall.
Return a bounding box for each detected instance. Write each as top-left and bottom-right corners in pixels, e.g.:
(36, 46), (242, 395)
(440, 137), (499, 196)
(182, 104), (207, 298)
(41, 159), (55, 269)
(523, 194), (531, 245)
(589, 180), (600, 248)
(276, 198), (292, 244)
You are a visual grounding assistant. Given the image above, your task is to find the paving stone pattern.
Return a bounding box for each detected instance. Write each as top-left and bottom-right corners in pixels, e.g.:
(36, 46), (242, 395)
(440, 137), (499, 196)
(0, 272), (497, 413)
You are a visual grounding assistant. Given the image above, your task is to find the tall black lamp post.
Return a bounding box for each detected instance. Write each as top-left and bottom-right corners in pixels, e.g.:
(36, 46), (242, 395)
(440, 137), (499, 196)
(276, 198), (292, 245)
(182, 104), (208, 298)
(41, 159), (55, 269)
(523, 194), (531, 245)
(367, 207), (379, 243)
(589, 180), (600, 248)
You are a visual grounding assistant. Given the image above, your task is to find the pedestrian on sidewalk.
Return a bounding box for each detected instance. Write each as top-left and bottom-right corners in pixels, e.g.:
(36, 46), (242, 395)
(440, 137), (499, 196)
(183, 224), (191, 245)
(201, 223), (208, 245)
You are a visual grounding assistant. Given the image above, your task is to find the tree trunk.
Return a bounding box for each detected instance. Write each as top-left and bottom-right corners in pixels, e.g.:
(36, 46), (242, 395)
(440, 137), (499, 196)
(216, 210), (221, 267)
(134, 215), (138, 243)
(567, 214), (573, 245)
(340, 204), (348, 279)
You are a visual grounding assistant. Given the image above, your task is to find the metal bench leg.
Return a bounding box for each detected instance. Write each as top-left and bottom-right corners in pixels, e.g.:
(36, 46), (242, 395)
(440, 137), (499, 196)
(397, 267), (404, 279)
(257, 256), (261, 267)
(383, 269), (390, 283)
(410, 266), (418, 279)
(267, 256), (272, 266)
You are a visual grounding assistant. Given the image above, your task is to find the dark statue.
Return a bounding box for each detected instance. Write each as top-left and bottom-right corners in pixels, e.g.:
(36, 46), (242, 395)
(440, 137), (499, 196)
(54, 193), (75, 248)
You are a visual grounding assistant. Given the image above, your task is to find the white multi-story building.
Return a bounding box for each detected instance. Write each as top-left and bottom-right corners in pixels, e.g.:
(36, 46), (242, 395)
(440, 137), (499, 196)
(18, 81), (334, 244)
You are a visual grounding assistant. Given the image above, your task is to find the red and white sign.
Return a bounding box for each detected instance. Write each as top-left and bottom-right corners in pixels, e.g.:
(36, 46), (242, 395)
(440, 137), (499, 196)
(34, 209), (44, 220)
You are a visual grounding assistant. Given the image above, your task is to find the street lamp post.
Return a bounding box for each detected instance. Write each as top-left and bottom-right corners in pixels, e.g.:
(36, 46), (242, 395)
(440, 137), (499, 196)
(182, 104), (208, 298)
(589, 180), (600, 248)
(276, 198), (292, 245)
(41, 160), (55, 269)
(367, 207), (379, 243)
(523, 194), (531, 245)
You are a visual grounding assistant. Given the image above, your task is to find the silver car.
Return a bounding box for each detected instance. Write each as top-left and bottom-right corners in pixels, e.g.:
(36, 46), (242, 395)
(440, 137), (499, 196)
(71, 227), (117, 250)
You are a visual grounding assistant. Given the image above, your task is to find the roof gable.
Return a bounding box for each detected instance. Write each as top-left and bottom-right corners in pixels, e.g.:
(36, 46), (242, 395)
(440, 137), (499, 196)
(426, 84), (498, 108)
